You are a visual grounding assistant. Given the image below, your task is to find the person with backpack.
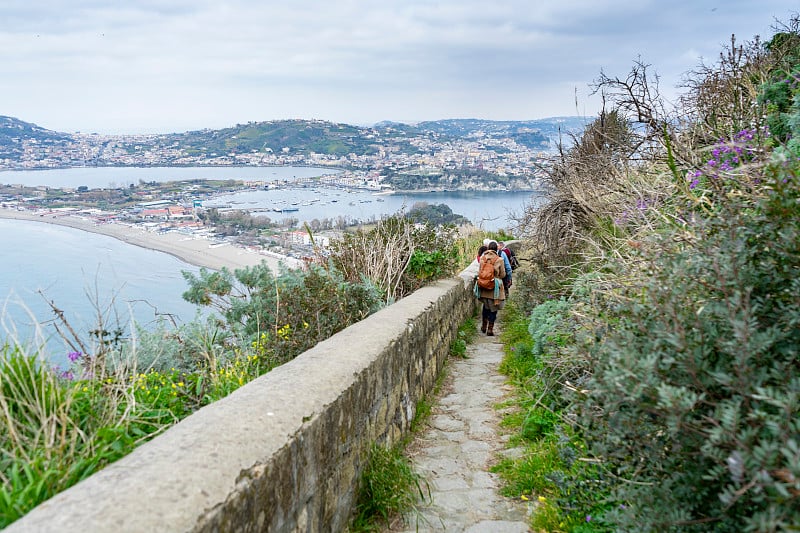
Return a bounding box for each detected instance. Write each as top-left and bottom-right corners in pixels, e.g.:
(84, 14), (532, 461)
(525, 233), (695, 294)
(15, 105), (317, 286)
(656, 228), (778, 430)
(497, 241), (519, 269)
(496, 241), (514, 294)
(474, 241), (506, 336)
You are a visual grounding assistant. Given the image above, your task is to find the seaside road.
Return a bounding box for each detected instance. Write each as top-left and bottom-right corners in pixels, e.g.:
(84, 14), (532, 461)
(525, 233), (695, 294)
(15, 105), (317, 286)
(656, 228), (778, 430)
(388, 318), (532, 533)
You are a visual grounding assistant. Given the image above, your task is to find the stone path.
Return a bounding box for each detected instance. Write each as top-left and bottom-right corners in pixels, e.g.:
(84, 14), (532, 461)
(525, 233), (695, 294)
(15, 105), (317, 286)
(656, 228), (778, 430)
(388, 320), (532, 532)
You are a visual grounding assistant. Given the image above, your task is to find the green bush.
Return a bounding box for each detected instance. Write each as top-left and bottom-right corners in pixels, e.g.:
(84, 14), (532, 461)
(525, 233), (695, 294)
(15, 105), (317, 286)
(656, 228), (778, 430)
(501, 16), (800, 531)
(759, 29), (800, 154)
(407, 249), (450, 282)
(182, 263), (383, 365)
(109, 314), (229, 375)
(528, 298), (571, 356)
(576, 161), (800, 531)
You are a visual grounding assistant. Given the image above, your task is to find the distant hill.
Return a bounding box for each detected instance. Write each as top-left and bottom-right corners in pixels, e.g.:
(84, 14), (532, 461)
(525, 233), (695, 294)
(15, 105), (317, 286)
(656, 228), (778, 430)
(0, 116), (69, 141)
(0, 115), (591, 166)
(0, 116), (70, 159)
(411, 117), (590, 149)
(172, 119), (383, 157)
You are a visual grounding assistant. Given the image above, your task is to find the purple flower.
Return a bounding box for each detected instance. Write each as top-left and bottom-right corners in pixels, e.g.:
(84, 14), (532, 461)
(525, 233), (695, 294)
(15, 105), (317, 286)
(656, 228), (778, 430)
(736, 129), (755, 141)
(614, 209), (630, 226)
(60, 370), (75, 381)
(68, 351), (82, 362)
(689, 178), (699, 189)
(586, 515), (592, 522)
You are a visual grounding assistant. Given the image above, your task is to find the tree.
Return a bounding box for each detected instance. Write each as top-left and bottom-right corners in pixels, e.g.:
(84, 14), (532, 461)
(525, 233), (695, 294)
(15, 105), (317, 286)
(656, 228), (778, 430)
(181, 264), (382, 364)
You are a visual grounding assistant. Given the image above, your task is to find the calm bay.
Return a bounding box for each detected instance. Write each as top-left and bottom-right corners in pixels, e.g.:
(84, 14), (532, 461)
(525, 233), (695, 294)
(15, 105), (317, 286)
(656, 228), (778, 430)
(0, 218), (203, 366)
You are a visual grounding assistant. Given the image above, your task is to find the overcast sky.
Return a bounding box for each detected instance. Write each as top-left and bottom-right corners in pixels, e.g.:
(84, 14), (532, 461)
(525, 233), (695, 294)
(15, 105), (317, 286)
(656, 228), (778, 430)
(1, 1), (797, 134)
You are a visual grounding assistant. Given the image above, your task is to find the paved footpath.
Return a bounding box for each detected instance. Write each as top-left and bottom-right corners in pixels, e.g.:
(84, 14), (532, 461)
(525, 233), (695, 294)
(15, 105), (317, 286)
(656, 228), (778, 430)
(388, 320), (532, 532)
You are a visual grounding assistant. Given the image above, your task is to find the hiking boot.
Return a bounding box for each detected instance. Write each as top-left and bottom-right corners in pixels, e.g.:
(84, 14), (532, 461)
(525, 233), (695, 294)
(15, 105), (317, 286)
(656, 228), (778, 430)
(487, 322), (495, 336)
(481, 317), (488, 333)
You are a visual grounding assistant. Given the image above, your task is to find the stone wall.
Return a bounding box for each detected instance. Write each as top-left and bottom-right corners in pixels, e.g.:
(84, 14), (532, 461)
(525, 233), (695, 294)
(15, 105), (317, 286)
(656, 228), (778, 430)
(7, 266), (479, 533)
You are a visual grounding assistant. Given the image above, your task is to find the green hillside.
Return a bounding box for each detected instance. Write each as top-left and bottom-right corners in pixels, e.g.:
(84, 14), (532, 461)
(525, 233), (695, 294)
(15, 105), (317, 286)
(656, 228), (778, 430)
(175, 120), (381, 156)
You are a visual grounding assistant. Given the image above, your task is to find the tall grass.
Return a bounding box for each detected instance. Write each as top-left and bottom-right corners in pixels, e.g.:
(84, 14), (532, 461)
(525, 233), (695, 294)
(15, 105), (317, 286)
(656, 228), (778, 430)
(0, 344), (150, 527)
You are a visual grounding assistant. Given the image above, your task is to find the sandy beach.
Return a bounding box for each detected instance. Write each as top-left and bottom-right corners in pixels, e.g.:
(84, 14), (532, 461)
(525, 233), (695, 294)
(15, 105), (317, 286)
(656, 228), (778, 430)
(0, 208), (301, 272)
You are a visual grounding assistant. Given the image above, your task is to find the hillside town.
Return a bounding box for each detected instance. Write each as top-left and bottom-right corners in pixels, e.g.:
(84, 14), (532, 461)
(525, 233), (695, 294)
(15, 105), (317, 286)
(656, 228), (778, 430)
(0, 117), (572, 192)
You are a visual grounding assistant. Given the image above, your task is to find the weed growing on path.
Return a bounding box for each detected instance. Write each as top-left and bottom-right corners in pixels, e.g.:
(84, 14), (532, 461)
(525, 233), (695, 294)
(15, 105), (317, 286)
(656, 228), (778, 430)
(449, 317), (477, 359)
(350, 444), (431, 532)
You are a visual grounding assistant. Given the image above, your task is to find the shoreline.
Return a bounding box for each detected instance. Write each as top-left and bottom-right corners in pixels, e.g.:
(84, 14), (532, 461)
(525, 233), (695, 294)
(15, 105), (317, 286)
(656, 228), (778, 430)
(0, 208), (300, 272)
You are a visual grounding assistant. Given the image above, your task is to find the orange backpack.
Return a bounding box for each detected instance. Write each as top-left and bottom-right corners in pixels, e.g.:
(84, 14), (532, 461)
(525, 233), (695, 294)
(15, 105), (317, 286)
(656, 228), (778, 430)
(477, 253), (498, 289)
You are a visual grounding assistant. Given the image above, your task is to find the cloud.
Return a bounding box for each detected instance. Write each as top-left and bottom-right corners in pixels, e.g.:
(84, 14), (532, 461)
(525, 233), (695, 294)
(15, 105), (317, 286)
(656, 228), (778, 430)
(0, 0), (797, 133)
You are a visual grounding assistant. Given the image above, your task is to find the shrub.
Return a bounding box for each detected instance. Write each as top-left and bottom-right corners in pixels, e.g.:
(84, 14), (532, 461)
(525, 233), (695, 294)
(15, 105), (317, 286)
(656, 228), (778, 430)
(327, 215), (459, 303)
(503, 14), (800, 531)
(112, 314), (229, 375)
(576, 160), (800, 531)
(182, 263), (383, 365)
(528, 298), (571, 356)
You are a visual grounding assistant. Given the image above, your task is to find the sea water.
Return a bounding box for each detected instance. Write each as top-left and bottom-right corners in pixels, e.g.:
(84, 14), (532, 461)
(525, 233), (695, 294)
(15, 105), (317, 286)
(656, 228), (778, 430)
(0, 219), (203, 366)
(205, 188), (541, 231)
(0, 165), (340, 189)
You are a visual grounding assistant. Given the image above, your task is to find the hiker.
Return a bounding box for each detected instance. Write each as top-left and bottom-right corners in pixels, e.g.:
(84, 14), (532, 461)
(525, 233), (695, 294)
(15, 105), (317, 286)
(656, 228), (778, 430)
(497, 241), (515, 293)
(497, 241), (519, 269)
(476, 244), (487, 262)
(482, 239), (512, 280)
(475, 240), (506, 336)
